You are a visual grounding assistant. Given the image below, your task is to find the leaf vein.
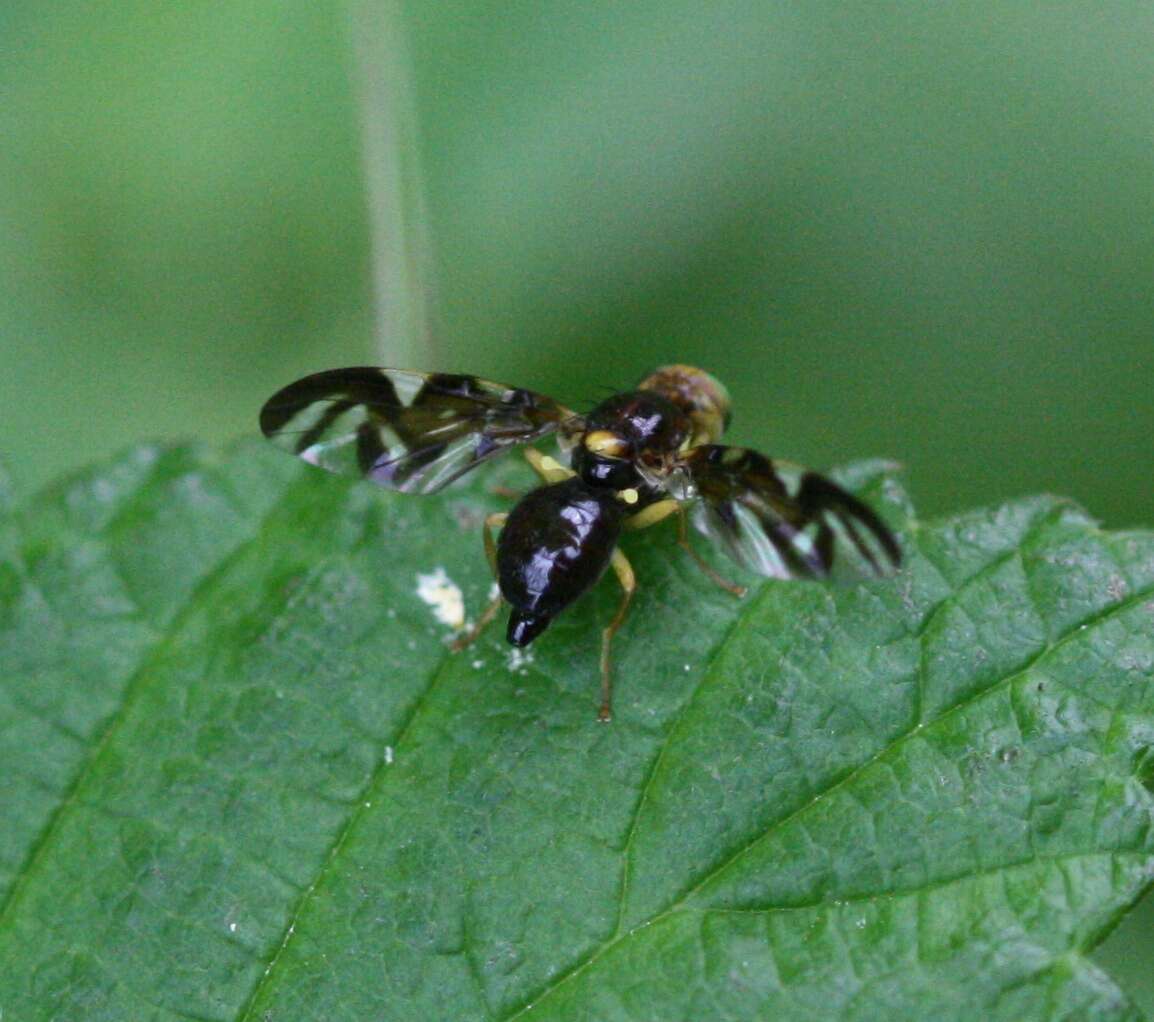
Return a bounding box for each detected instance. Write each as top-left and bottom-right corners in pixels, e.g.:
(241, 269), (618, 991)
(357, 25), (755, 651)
(233, 642), (479, 1021)
(693, 850), (1154, 916)
(0, 469), (311, 938)
(504, 579), (1154, 1019)
(690, 579), (1154, 901)
(611, 577), (775, 936)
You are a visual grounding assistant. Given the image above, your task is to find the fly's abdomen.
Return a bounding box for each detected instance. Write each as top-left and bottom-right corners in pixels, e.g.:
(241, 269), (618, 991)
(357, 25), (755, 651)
(497, 478), (624, 646)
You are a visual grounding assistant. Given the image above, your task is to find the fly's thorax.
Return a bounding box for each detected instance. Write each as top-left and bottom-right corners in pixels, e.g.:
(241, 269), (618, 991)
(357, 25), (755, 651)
(636, 365), (731, 445)
(573, 389), (691, 490)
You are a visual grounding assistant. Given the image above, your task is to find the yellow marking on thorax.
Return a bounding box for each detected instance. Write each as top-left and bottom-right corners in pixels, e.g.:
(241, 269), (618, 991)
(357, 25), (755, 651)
(585, 430), (629, 456)
(619, 488), (639, 505)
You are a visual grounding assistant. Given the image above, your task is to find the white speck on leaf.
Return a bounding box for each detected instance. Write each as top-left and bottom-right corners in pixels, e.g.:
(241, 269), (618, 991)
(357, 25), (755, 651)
(229, 922), (237, 933)
(415, 567), (466, 630)
(507, 648), (534, 674)
(1106, 575), (1129, 601)
(384, 746), (394, 765)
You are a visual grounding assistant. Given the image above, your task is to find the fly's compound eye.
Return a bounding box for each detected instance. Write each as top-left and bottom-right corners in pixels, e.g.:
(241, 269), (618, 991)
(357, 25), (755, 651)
(584, 430), (630, 458)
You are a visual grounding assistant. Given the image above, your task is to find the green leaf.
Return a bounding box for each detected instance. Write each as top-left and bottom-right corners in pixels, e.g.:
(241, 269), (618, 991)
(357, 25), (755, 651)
(1, 442), (1152, 1021)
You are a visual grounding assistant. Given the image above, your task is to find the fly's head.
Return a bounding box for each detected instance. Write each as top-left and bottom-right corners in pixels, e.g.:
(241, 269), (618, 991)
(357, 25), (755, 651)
(637, 364), (731, 446)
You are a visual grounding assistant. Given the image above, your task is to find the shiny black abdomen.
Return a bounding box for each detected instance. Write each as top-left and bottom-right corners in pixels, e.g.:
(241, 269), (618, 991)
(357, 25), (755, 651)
(498, 477), (625, 646)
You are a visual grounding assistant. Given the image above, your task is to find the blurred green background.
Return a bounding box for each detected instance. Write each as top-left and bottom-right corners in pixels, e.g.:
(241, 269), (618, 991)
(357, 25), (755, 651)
(1, 0), (1151, 1005)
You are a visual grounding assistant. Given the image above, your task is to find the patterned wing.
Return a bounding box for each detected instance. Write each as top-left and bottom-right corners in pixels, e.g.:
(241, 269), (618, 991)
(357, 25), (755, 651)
(260, 368), (580, 493)
(680, 445), (901, 579)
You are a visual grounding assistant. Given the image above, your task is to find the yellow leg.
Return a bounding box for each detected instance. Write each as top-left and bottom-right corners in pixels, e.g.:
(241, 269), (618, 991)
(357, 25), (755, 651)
(490, 484), (522, 499)
(524, 447), (575, 484)
(450, 591), (503, 652)
(481, 511), (507, 577)
(625, 499), (746, 598)
(623, 497), (680, 531)
(676, 505), (747, 598)
(599, 549), (636, 723)
(451, 512), (508, 652)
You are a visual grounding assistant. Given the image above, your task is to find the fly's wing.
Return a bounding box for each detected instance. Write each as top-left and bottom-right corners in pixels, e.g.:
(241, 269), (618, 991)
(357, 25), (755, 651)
(260, 368), (582, 493)
(680, 445), (901, 580)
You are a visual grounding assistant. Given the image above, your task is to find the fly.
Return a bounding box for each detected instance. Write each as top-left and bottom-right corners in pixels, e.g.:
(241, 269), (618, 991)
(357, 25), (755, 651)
(260, 365), (901, 720)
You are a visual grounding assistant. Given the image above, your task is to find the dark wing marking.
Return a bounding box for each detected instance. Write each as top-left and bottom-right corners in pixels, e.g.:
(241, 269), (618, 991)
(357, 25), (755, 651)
(260, 368), (581, 493)
(679, 445), (901, 579)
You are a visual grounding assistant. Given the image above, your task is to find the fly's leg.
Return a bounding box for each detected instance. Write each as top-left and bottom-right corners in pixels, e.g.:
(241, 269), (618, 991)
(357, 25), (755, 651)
(675, 504), (747, 597)
(491, 448), (574, 500)
(524, 448), (575, 484)
(450, 512), (508, 652)
(450, 592), (504, 652)
(624, 498), (746, 598)
(599, 549), (636, 723)
(622, 497), (680, 531)
(480, 511), (506, 577)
